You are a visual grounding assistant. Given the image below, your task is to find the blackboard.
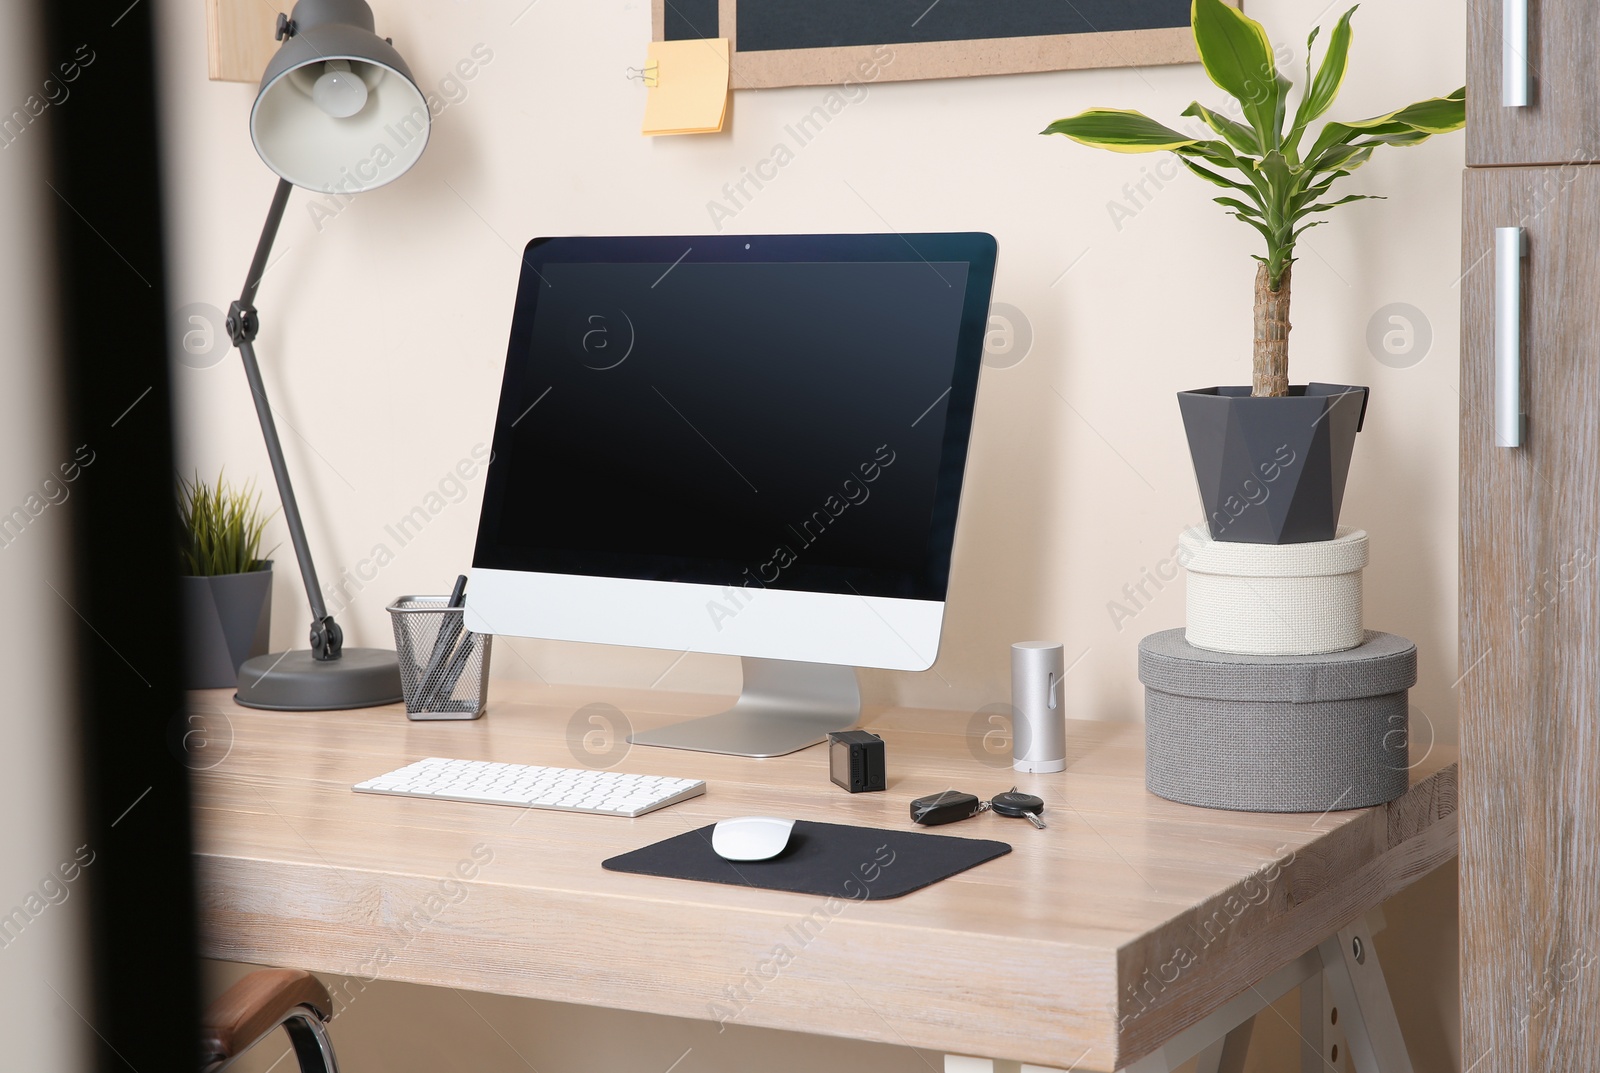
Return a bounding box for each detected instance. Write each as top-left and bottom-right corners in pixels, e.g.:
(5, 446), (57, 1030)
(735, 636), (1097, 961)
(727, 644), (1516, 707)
(652, 0), (1239, 88)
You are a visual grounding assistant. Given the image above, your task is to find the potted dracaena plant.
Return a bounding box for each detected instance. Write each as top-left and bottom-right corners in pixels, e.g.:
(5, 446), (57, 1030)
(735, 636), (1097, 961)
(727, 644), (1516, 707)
(1043, 0), (1463, 544)
(179, 472), (277, 689)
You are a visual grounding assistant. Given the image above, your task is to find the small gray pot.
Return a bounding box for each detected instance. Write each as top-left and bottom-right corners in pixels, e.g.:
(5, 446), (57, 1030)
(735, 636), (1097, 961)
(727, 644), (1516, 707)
(1177, 383), (1368, 544)
(182, 562), (273, 689)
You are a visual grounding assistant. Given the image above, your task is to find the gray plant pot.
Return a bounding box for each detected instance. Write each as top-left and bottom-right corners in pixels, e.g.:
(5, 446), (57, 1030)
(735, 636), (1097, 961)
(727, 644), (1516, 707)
(1177, 383), (1369, 545)
(182, 563), (273, 689)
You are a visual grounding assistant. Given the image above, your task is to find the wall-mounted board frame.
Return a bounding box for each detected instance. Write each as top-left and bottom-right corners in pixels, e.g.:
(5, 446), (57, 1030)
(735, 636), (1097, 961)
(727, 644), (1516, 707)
(651, 0), (1242, 89)
(206, 0), (291, 83)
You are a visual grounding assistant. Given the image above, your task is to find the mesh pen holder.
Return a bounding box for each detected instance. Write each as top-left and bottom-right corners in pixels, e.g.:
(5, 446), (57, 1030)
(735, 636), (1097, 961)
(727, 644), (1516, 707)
(387, 596), (491, 720)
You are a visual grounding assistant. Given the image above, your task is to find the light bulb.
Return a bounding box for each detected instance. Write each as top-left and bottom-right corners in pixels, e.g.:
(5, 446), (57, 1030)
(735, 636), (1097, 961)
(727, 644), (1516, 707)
(312, 60), (368, 119)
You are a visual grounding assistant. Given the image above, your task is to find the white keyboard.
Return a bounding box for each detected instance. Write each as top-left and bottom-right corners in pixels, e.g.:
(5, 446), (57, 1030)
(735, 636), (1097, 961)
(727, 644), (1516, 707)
(353, 757), (706, 817)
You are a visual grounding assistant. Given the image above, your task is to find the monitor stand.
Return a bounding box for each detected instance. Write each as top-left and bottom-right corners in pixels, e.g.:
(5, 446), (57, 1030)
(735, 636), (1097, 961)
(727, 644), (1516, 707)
(627, 657), (860, 758)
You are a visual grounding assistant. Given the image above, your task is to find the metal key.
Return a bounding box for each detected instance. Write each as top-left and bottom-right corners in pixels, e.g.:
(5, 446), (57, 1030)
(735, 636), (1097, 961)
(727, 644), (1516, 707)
(990, 787), (1047, 829)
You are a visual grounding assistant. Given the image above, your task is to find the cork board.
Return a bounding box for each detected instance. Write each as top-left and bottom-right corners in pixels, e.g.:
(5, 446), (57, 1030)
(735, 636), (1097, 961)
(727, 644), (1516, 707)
(205, 0), (292, 83)
(650, 0), (1241, 89)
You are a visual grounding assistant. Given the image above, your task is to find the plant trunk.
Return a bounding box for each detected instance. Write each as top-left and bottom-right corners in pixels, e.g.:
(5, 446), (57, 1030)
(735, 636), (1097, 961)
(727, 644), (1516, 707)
(1252, 263), (1291, 397)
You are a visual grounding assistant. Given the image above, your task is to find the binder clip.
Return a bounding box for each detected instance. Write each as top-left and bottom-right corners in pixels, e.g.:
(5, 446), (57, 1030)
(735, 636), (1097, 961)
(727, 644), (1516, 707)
(626, 62), (659, 87)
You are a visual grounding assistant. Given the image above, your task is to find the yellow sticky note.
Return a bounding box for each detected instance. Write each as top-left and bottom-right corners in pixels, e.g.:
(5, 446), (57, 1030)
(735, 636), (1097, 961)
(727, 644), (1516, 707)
(641, 38), (730, 136)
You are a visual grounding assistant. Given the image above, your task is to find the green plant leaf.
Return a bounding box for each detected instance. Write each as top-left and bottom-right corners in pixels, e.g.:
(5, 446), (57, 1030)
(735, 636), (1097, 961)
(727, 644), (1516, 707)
(1307, 87), (1465, 162)
(1342, 145), (1376, 169)
(1291, 171), (1349, 212)
(1355, 130), (1436, 147)
(1288, 6), (1357, 149)
(1257, 150), (1295, 214)
(1178, 138), (1251, 171)
(1232, 214), (1278, 246)
(1173, 154), (1267, 204)
(1181, 101), (1261, 155)
(1299, 193), (1384, 215)
(178, 471), (277, 577)
(1271, 71), (1292, 149)
(1191, 0), (1284, 148)
(1309, 143), (1375, 173)
(1040, 109), (1199, 152)
(1177, 140), (1276, 201)
(1390, 86), (1467, 131)
(1214, 196), (1266, 219)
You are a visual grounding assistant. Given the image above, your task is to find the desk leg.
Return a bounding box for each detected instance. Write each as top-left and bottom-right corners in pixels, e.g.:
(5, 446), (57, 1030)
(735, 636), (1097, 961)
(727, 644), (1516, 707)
(1119, 1015), (1254, 1073)
(1299, 962), (1331, 1072)
(953, 911), (1411, 1073)
(1118, 948), (1320, 1072)
(1318, 915), (1414, 1073)
(1195, 1019), (1253, 1073)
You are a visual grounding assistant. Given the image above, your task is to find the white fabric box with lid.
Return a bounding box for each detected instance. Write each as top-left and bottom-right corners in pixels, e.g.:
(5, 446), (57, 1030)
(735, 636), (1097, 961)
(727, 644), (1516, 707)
(1179, 526), (1368, 656)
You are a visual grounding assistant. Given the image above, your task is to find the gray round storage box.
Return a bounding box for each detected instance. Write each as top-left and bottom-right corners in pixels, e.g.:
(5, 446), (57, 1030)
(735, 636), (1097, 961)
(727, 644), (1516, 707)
(1138, 629), (1416, 812)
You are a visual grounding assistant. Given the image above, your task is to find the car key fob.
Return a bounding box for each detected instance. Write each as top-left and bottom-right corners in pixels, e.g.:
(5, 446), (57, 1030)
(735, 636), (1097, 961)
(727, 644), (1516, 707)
(991, 787), (1047, 829)
(910, 790), (985, 826)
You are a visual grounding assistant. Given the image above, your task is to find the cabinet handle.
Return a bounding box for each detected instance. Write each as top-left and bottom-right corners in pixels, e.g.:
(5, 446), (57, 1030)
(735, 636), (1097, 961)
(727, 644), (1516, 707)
(1503, 0), (1529, 106)
(1495, 226), (1528, 448)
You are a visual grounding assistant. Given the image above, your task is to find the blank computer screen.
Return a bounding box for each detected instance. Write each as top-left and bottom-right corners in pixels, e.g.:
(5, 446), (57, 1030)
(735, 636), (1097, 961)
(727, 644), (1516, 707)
(473, 235), (994, 601)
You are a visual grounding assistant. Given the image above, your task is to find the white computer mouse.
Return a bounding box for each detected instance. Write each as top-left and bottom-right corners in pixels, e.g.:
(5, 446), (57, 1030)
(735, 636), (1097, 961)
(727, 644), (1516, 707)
(711, 816), (796, 861)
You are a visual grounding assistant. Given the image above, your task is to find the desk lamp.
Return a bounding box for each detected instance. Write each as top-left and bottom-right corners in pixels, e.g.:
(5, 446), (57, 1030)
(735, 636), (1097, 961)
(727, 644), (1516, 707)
(227, 0), (429, 710)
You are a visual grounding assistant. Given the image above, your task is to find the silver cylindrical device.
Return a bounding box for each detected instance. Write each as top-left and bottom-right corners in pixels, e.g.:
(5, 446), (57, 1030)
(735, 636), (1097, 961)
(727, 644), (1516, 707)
(1012, 641), (1065, 773)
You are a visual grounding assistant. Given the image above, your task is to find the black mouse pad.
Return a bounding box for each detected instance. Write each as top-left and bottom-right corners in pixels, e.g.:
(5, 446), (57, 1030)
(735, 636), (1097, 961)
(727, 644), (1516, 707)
(601, 820), (1011, 900)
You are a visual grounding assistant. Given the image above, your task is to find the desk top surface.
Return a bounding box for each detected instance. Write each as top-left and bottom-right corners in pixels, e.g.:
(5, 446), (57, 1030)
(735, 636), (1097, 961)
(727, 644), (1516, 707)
(191, 681), (1456, 1070)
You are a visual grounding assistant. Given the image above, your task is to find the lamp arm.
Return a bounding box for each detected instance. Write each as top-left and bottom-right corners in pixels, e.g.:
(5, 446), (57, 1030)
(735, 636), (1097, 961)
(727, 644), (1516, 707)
(238, 177), (292, 307)
(225, 177), (344, 661)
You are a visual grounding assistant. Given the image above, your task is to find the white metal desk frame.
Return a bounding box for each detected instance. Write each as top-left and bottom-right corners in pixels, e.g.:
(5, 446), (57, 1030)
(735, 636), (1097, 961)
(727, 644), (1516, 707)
(948, 910), (1412, 1073)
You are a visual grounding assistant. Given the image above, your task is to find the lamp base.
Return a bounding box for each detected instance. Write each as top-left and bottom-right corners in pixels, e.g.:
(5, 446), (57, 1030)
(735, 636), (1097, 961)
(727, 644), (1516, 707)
(234, 647), (402, 711)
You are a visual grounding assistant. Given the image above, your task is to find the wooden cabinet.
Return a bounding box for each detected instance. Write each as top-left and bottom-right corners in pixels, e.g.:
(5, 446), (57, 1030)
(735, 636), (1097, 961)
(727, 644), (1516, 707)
(1463, 0), (1600, 1060)
(1461, 168), (1600, 1067)
(1468, 0), (1600, 165)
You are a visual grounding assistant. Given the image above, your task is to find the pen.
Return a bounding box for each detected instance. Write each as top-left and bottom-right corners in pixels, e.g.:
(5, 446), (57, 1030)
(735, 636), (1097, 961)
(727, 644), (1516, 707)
(417, 574), (467, 710)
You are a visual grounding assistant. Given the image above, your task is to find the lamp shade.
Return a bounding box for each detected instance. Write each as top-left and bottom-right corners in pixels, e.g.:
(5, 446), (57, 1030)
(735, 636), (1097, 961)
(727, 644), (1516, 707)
(249, 0), (429, 194)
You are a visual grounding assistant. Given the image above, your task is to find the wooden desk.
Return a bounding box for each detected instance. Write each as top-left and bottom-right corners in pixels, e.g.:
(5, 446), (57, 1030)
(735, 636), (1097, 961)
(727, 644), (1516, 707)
(191, 683), (1456, 1071)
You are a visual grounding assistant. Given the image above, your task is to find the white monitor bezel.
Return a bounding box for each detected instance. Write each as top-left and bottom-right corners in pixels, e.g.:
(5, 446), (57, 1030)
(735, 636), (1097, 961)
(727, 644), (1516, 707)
(465, 569), (945, 671)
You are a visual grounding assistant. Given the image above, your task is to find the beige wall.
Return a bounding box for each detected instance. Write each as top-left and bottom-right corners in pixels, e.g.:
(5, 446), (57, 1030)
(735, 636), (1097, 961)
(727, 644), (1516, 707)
(160, 0), (1463, 1067)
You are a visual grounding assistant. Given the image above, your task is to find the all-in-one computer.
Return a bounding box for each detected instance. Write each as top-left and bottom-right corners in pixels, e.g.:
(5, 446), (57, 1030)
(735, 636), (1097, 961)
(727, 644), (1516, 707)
(465, 232), (996, 756)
